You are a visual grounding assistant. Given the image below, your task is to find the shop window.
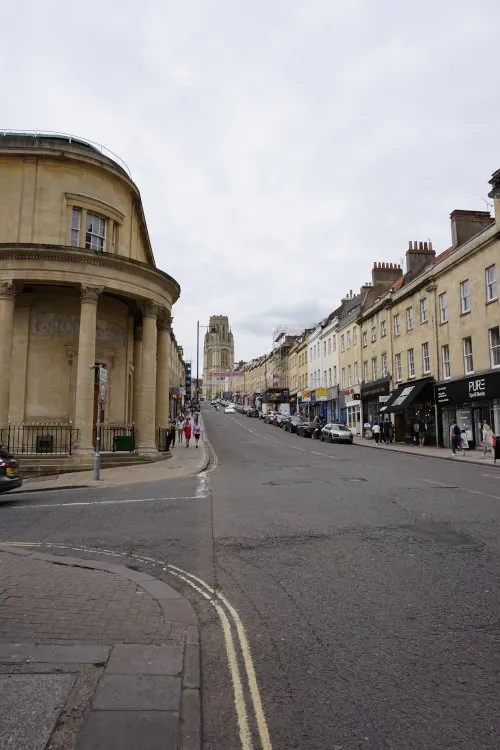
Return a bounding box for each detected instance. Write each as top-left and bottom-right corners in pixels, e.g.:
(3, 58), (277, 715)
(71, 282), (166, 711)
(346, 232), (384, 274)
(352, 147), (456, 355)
(439, 292), (448, 323)
(486, 265), (497, 302)
(381, 353), (388, 376)
(381, 320), (387, 338)
(371, 358), (377, 381)
(408, 348), (415, 378)
(406, 307), (413, 331)
(394, 314), (401, 337)
(371, 326), (376, 343)
(395, 353), (402, 382)
(422, 342), (430, 374)
(490, 326), (500, 368)
(463, 337), (473, 374)
(441, 344), (450, 379)
(362, 331), (367, 348)
(460, 280), (470, 314)
(420, 297), (428, 323)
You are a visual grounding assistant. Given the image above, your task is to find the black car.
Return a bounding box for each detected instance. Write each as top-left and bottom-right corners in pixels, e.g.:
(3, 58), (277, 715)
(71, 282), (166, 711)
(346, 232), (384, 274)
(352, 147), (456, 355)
(285, 415), (302, 433)
(296, 421), (316, 438)
(0, 445), (22, 494)
(247, 408), (259, 418)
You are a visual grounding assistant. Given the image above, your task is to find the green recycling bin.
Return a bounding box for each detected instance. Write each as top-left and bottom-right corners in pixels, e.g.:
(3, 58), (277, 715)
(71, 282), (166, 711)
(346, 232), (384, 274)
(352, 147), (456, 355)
(113, 434), (135, 452)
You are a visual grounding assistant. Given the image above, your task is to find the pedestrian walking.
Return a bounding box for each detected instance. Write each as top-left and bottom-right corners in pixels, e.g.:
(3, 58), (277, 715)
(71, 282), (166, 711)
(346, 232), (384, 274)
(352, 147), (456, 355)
(413, 420), (420, 445)
(176, 417), (184, 444)
(418, 419), (427, 447)
(372, 422), (381, 444)
(193, 419), (202, 448)
(184, 419), (192, 448)
(450, 419), (464, 455)
(482, 421), (493, 456)
(169, 418), (176, 448)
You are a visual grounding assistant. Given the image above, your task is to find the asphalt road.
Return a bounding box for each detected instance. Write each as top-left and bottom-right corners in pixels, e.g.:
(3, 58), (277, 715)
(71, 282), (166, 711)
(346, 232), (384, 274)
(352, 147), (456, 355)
(2, 405), (500, 749)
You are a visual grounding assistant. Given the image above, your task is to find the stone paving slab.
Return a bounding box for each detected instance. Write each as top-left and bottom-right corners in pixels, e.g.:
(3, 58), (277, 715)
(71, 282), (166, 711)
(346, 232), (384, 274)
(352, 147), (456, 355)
(0, 547), (201, 750)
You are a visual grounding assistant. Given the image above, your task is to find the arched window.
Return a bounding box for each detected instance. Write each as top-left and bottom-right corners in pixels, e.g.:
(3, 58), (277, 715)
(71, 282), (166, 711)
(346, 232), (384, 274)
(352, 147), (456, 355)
(221, 350), (228, 368)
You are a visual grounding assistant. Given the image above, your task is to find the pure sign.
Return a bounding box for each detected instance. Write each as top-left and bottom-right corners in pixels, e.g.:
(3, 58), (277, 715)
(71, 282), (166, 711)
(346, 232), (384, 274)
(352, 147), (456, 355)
(468, 378), (486, 399)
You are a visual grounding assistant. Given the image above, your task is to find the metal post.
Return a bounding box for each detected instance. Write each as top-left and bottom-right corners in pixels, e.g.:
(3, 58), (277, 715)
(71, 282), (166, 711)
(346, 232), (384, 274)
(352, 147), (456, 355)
(196, 320), (200, 402)
(93, 397), (101, 480)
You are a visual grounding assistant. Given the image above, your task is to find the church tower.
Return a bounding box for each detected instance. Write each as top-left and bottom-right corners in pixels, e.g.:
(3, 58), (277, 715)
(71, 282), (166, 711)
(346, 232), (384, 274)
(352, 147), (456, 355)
(203, 315), (235, 399)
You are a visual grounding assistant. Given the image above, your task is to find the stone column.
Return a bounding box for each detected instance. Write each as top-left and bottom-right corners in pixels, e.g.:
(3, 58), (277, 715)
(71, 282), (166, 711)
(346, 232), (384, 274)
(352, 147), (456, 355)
(74, 285), (102, 452)
(9, 294), (34, 423)
(156, 310), (171, 427)
(135, 301), (158, 452)
(0, 281), (17, 426)
(133, 325), (143, 426)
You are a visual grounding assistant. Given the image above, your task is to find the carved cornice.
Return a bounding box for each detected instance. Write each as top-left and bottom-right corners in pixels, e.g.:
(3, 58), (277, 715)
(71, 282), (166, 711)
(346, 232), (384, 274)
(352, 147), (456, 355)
(80, 284), (103, 304)
(0, 281), (17, 300)
(0, 244), (180, 303)
(138, 299), (159, 319)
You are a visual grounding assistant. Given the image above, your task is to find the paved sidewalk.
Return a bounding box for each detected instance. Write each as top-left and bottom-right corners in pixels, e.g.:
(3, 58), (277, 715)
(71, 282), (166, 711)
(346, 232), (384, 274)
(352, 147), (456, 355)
(13, 424), (210, 493)
(356, 436), (499, 468)
(0, 546), (200, 750)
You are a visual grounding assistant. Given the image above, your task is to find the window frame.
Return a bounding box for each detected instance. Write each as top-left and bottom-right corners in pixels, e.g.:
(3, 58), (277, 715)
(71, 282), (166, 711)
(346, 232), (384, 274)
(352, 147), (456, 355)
(486, 265), (497, 303)
(489, 326), (500, 368)
(460, 279), (471, 314)
(371, 357), (377, 381)
(422, 341), (430, 374)
(407, 348), (415, 378)
(406, 306), (413, 331)
(395, 353), (402, 382)
(394, 314), (401, 337)
(363, 361), (368, 382)
(439, 292), (448, 324)
(441, 344), (450, 379)
(380, 320), (387, 338)
(362, 331), (368, 348)
(371, 326), (376, 343)
(463, 337), (474, 374)
(381, 352), (388, 376)
(420, 297), (428, 323)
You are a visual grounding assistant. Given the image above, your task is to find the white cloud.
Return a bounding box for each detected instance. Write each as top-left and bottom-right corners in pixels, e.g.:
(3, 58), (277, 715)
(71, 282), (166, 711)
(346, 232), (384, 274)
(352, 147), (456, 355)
(2, 0), (499, 363)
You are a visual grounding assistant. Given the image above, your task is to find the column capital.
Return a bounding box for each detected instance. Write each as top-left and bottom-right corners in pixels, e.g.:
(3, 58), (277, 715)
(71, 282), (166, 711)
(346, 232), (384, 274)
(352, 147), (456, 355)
(138, 299), (159, 319)
(157, 309), (172, 332)
(0, 281), (18, 300)
(80, 284), (103, 304)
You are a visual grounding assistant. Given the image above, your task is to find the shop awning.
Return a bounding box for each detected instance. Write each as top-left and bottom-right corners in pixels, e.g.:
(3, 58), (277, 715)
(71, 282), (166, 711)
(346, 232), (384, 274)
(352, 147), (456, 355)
(380, 379), (433, 413)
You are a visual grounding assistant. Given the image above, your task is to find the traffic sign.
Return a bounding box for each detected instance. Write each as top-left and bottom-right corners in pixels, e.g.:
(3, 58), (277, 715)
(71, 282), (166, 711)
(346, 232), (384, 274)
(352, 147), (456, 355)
(99, 382), (107, 403)
(99, 366), (108, 384)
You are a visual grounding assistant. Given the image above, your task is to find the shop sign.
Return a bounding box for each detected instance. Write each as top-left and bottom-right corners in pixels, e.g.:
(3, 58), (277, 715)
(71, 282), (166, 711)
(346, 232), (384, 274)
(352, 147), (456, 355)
(315, 387), (328, 402)
(301, 389), (312, 403)
(392, 385), (416, 408)
(379, 395), (390, 403)
(361, 377), (390, 399)
(435, 370), (500, 405)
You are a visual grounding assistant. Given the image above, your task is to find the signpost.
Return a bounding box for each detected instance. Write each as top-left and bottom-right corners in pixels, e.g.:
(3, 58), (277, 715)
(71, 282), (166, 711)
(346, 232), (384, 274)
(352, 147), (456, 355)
(93, 365), (107, 481)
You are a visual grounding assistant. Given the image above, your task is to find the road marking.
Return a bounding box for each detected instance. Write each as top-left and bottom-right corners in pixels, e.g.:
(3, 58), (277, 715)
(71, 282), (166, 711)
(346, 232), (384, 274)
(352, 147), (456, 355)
(289, 445), (306, 451)
(0, 540), (272, 750)
(3, 495), (208, 510)
(196, 472), (208, 498)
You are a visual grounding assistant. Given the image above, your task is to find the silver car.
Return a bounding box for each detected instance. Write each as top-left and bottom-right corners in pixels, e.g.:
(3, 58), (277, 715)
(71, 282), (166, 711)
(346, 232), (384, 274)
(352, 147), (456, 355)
(320, 423), (353, 444)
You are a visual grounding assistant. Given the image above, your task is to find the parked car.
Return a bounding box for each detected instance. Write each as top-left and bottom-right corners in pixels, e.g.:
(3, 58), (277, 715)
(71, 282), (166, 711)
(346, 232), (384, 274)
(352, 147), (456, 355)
(320, 423), (354, 444)
(247, 408), (259, 418)
(264, 412), (278, 424)
(285, 415), (302, 433)
(296, 421), (316, 438)
(275, 414), (289, 428)
(224, 405), (236, 414)
(0, 445), (22, 494)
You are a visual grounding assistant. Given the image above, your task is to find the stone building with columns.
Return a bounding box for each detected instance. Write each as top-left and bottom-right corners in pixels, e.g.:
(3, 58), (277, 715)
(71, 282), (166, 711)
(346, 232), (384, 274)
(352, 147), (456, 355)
(0, 132), (181, 470)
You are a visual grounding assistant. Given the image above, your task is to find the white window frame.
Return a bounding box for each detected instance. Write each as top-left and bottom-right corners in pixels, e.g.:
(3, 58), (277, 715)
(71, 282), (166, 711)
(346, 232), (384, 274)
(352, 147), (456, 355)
(341, 368), (346, 387)
(333, 366), (337, 384)
(323, 341), (327, 357)
(71, 207), (81, 247)
(362, 331), (368, 348)
(328, 368), (332, 386)
(422, 341), (430, 374)
(420, 297), (428, 323)
(439, 292), (448, 323)
(363, 361), (368, 382)
(408, 348), (415, 378)
(441, 344), (450, 379)
(332, 336), (336, 352)
(381, 352), (388, 376)
(371, 358), (377, 381)
(347, 364), (352, 386)
(353, 326), (358, 345)
(381, 320), (387, 338)
(341, 335), (345, 353)
(85, 211), (107, 252)
(489, 326), (500, 368)
(395, 353), (402, 382)
(328, 338), (331, 354)
(486, 265), (497, 302)
(460, 280), (470, 314)
(371, 326), (376, 343)
(406, 306), (413, 331)
(354, 361), (358, 383)
(394, 314), (401, 337)
(463, 337), (473, 374)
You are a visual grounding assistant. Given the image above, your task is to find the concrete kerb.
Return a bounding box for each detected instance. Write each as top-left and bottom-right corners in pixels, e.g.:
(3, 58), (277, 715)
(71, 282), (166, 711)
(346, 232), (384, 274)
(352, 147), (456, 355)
(0, 545), (201, 749)
(354, 438), (498, 468)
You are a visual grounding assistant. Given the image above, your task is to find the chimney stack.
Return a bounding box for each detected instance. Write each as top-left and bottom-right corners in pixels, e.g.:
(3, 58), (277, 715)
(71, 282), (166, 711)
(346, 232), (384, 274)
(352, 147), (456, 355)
(371, 261), (403, 287)
(450, 209), (494, 249)
(405, 240), (436, 278)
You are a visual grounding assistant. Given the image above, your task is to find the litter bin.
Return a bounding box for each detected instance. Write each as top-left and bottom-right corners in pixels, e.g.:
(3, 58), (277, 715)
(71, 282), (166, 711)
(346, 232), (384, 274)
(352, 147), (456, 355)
(113, 434), (135, 452)
(494, 435), (500, 464)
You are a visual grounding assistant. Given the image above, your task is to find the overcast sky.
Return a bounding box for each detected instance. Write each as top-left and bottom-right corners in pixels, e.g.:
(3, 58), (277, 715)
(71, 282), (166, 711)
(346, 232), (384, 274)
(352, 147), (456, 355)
(3, 0), (499, 365)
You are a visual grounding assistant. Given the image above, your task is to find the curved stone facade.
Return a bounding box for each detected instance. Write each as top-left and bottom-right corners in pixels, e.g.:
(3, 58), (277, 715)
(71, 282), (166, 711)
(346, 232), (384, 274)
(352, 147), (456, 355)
(0, 133), (181, 464)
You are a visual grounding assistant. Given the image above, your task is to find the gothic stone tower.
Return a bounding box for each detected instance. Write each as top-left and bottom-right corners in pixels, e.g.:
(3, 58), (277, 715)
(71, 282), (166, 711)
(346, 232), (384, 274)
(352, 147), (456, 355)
(203, 315), (234, 399)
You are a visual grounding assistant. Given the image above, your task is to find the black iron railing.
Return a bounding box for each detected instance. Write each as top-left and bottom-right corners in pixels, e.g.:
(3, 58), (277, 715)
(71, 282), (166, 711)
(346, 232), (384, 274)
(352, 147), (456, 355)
(0, 423), (78, 455)
(100, 424), (136, 452)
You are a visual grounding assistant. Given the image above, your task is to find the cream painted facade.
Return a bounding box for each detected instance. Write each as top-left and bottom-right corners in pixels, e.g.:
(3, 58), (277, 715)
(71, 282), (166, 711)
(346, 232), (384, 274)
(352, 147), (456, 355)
(0, 133), (181, 467)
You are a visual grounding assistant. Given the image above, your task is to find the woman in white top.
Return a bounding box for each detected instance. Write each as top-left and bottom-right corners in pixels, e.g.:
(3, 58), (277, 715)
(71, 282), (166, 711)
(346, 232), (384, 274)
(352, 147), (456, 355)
(176, 417), (184, 444)
(482, 422), (493, 455)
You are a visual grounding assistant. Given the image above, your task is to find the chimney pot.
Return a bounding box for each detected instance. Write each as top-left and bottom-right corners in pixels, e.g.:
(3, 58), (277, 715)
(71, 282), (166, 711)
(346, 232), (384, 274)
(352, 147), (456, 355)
(408, 241), (412, 250)
(424, 241), (428, 250)
(429, 241), (433, 251)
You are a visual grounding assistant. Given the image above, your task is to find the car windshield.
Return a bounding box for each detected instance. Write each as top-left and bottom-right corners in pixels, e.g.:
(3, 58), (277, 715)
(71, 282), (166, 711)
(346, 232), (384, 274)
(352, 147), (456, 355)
(331, 424), (349, 431)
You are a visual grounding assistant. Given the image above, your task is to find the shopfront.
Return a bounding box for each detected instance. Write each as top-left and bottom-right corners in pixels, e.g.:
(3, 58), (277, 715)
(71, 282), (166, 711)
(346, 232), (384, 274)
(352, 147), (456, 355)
(380, 377), (436, 444)
(310, 388), (328, 421)
(298, 389), (311, 420)
(327, 385), (339, 422)
(435, 370), (500, 449)
(343, 386), (361, 434)
(361, 377), (391, 427)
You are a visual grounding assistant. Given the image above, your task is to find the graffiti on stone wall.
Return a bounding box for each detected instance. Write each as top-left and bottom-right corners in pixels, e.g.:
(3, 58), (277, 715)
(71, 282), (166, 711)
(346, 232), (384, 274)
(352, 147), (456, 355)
(35, 313), (125, 345)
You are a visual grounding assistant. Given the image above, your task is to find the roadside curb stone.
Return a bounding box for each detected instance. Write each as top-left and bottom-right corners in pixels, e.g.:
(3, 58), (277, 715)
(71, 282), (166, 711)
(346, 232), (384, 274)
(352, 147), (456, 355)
(0, 546), (201, 750)
(354, 437), (498, 468)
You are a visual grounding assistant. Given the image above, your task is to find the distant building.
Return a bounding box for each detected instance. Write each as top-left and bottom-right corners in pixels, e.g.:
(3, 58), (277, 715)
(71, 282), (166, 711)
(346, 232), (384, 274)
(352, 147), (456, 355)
(203, 316), (235, 399)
